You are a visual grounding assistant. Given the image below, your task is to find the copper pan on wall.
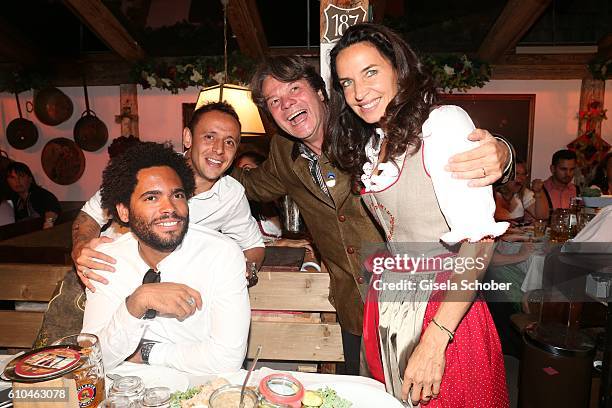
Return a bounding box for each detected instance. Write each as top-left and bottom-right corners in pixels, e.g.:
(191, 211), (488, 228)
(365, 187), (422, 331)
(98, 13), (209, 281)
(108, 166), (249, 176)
(6, 93), (38, 150)
(41, 138), (85, 185)
(30, 87), (73, 126)
(73, 76), (108, 151)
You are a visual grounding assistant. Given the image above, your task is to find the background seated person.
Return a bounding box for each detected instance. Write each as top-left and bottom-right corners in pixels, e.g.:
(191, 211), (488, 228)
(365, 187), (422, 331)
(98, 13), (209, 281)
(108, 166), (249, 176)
(82, 142), (250, 374)
(494, 161), (548, 224)
(5, 161), (60, 229)
(533, 149), (578, 210)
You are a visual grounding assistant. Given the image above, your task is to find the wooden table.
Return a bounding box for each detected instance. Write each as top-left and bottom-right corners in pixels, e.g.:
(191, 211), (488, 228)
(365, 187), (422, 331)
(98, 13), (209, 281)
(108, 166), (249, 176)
(0, 222), (72, 264)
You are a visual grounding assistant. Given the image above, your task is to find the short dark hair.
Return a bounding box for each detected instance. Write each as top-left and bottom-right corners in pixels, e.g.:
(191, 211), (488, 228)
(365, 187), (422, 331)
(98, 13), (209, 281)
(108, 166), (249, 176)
(551, 149), (577, 166)
(5, 162), (36, 184)
(188, 101), (241, 135)
(250, 56), (329, 121)
(236, 151), (266, 166)
(100, 142), (195, 226)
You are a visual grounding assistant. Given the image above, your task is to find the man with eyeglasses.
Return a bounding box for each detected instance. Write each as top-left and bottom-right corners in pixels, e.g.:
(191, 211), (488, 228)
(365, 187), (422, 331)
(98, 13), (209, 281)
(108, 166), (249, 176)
(72, 102), (264, 289)
(81, 142), (250, 374)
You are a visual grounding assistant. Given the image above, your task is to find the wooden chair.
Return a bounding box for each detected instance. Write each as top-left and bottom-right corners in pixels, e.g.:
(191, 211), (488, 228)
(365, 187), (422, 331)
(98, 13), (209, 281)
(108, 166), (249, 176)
(247, 270), (344, 367)
(0, 263), (72, 349)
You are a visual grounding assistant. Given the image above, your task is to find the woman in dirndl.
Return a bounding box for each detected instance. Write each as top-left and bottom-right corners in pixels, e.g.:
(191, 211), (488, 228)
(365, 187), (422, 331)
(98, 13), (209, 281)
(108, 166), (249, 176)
(326, 23), (510, 407)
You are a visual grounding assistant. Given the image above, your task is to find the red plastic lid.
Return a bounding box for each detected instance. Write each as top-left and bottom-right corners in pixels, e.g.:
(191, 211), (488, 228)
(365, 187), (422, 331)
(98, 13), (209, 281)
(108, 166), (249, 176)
(258, 373), (304, 408)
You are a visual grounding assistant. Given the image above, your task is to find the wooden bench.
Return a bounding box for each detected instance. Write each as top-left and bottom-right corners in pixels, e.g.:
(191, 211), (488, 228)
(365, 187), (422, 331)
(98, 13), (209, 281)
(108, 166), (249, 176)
(247, 270), (344, 365)
(0, 263), (344, 370)
(0, 263), (72, 349)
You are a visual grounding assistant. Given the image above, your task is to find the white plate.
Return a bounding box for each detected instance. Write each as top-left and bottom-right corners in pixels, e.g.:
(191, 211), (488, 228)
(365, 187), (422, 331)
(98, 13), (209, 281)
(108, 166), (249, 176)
(108, 363), (189, 393)
(310, 382), (404, 408)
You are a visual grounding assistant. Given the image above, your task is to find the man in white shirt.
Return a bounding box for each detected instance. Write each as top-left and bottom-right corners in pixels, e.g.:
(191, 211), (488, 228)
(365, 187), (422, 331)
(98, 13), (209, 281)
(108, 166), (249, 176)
(72, 102), (264, 289)
(81, 142), (250, 374)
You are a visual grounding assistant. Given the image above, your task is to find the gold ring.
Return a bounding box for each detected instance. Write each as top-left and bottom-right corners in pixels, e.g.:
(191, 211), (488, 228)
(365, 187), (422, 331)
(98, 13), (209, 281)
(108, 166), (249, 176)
(481, 167), (486, 177)
(82, 269), (87, 278)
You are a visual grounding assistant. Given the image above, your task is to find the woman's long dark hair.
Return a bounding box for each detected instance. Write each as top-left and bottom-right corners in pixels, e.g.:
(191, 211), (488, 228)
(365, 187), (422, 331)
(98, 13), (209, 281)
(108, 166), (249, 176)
(325, 23), (437, 181)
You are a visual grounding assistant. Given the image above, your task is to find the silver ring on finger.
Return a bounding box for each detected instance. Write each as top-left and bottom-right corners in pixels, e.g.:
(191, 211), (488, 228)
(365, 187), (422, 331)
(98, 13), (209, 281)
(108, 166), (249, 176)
(186, 297), (195, 306)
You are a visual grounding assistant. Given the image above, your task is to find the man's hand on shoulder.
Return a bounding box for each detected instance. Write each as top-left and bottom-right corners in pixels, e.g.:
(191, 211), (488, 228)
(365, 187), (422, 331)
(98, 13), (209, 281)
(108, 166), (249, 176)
(72, 211), (118, 291)
(126, 283), (202, 322)
(446, 129), (511, 187)
(73, 237), (117, 291)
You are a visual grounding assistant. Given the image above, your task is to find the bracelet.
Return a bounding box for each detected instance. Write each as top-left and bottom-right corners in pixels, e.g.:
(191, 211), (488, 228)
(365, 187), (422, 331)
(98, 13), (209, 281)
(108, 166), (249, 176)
(431, 318), (455, 342)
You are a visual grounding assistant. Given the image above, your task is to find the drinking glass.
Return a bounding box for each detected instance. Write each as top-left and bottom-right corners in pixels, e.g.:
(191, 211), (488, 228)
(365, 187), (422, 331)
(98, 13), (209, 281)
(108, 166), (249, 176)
(52, 333), (106, 408)
(549, 209), (571, 243)
(533, 219), (547, 238)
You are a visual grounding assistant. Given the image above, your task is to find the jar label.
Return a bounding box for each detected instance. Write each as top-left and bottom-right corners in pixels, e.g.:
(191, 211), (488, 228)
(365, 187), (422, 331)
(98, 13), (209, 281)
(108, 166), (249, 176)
(77, 383), (97, 407)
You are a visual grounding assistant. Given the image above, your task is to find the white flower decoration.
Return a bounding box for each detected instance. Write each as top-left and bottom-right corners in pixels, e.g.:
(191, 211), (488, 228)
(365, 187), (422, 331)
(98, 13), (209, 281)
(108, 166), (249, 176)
(443, 65), (455, 76)
(190, 70), (203, 83)
(212, 72), (225, 84)
(146, 76), (157, 88)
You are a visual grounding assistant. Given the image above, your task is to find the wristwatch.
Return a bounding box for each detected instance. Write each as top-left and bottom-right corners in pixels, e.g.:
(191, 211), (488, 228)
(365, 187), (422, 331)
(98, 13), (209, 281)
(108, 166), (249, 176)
(125, 295), (156, 319)
(140, 342), (156, 365)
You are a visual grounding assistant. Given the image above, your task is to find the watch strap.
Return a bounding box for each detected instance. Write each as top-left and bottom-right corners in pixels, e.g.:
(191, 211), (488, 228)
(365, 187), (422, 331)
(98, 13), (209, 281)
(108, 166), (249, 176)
(140, 342), (156, 365)
(143, 308), (157, 319)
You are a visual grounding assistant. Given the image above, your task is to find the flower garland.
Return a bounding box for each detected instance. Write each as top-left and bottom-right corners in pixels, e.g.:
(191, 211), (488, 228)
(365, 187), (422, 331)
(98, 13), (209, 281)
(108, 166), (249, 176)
(423, 54), (490, 93)
(129, 53), (256, 94)
(131, 53), (490, 94)
(578, 100), (608, 126)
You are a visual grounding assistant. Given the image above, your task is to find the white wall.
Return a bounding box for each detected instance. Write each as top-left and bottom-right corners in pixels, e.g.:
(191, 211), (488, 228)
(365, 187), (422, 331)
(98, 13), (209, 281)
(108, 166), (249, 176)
(1, 81), (610, 200)
(473, 79), (612, 180)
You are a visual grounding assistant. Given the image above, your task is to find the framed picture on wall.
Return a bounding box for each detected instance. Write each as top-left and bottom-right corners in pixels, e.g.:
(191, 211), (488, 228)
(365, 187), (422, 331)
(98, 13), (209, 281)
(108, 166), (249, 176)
(440, 94), (535, 166)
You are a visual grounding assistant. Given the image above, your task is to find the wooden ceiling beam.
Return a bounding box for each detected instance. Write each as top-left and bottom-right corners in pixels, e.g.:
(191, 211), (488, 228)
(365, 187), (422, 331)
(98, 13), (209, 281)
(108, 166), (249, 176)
(491, 53), (591, 79)
(478, 0), (551, 63)
(0, 17), (40, 64)
(227, 0), (268, 60)
(63, 0), (146, 62)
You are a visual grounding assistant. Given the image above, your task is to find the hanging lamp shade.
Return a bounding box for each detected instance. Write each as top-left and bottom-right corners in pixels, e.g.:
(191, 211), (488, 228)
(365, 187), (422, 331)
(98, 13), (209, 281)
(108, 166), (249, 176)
(195, 83), (265, 136)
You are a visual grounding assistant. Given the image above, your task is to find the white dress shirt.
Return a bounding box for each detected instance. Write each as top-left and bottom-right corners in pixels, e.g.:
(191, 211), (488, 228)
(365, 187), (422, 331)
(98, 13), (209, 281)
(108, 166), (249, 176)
(81, 175), (263, 250)
(81, 224), (251, 375)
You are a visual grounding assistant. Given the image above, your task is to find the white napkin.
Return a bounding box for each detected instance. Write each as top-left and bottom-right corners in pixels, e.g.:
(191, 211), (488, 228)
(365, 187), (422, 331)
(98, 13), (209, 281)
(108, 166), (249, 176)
(422, 106), (509, 243)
